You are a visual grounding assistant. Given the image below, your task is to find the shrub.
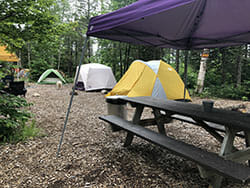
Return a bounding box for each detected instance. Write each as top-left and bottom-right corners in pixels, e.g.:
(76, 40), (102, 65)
(65, 77), (74, 83)
(29, 59), (52, 81)
(199, 84), (250, 100)
(0, 93), (41, 143)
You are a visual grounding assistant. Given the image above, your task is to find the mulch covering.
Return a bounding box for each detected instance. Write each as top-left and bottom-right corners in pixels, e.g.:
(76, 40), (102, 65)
(0, 83), (250, 188)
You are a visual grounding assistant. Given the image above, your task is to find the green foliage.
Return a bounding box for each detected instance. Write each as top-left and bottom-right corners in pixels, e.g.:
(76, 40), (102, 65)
(0, 92), (38, 143)
(20, 119), (43, 141)
(242, 96), (248, 101)
(29, 59), (52, 81)
(195, 46), (250, 100)
(178, 62), (198, 90)
(198, 84), (250, 100)
(1, 0), (250, 101)
(111, 0), (136, 9)
(65, 77), (74, 83)
(0, 65), (41, 143)
(0, 0), (56, 48)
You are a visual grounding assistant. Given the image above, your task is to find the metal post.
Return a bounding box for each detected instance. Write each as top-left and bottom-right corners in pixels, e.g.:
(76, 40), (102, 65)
(183, 50), (189, 100)
(57, 36), (89, 157)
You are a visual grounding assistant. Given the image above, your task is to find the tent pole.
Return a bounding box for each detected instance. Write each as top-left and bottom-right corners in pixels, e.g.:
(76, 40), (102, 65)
(183, 50), (189, 101)
(57, 36), (89, 157)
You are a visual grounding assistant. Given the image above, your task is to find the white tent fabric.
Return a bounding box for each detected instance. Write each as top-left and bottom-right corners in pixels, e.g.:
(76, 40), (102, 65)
(75, 63), (116, 91)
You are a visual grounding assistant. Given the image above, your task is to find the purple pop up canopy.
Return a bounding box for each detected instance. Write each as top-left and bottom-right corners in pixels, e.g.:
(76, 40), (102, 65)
(87, 0), (250, 49)
(57, 0), (250, 156)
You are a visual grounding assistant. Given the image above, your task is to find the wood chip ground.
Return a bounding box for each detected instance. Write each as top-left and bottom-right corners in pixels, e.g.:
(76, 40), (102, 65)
(0, 83), (250, 188)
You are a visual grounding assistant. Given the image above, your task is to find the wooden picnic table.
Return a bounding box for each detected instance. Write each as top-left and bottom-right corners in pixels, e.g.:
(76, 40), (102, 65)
(100, 96), (250, 188)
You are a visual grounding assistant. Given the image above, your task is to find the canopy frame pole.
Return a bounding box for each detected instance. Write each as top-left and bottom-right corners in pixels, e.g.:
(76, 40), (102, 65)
(57, 36), (89, 157)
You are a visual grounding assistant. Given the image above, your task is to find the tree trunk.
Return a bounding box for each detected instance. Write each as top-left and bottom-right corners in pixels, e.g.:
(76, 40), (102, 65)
(27, 42), (31, 69)
(220, 48), (226, 84)
(57, 52), (61, 70)
(183, 50), (189, 99)
(175, 49), (180, 73)
(100, 0), (104, 10)
(195, 48), (209, 94)
(166, 48), (170, 63)
(125, 44), (131, 71)
(87, 0), (91, 63)
(75, 41), (78, 68)
(67, 37), (73, 76)
(245, 44), (248, 58)
(58, 44), (61, 70)
(236, 47), (242, 87)
(18, 50), (22, 68)
(113, 43), (116, 77)
(119, 43), (123, 78)
(70, 41), (73, 76)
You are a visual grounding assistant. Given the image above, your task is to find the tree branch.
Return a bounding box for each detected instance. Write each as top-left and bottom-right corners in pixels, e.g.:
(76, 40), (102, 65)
(0, 12), (16, 22)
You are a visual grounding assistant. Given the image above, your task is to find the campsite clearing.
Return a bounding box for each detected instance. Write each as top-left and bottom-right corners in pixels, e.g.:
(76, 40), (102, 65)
(0, 83), (250, 187)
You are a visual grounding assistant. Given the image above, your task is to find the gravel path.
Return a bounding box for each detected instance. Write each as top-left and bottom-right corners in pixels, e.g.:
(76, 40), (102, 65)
(0, 83), (250, 188)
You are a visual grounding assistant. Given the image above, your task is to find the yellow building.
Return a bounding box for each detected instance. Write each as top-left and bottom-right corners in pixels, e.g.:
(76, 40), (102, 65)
(0, 46), (19, 62)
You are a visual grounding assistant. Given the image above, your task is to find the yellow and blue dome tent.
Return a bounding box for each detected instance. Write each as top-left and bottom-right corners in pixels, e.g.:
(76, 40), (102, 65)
(106, 60), (191, 101)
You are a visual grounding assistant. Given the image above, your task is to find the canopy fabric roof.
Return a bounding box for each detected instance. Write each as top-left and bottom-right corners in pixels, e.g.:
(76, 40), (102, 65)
(0, 46), (19, 62)
(87, 0), (250, 49)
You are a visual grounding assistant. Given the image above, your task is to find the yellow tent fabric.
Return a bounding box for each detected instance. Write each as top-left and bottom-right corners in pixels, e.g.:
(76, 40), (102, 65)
(0, 46), (19, 62)
(106, 60), (191, 101)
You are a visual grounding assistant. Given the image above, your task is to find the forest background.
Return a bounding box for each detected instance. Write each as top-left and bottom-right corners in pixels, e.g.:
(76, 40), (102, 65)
(0, 0), (250, 142)
(1, 0), (250, 101)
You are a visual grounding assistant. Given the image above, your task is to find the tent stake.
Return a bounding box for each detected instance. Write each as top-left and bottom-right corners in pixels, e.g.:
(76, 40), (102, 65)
(57, 36), (89, 157)
(183, 50), (189, 100)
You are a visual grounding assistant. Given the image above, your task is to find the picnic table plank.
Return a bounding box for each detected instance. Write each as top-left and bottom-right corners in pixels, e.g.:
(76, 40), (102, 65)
(100, 115), (250, 183)
(119, 96), (250, 132)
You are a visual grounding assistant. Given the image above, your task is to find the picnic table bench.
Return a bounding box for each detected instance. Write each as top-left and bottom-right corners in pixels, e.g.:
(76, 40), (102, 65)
(100, 96), (250, 188)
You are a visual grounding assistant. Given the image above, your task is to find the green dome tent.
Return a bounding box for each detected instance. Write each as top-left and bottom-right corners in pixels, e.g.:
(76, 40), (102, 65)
(37, 69), (66, 84)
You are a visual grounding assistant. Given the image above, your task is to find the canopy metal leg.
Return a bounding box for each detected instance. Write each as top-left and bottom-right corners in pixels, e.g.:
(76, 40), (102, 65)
(57, 36), (89, 157)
